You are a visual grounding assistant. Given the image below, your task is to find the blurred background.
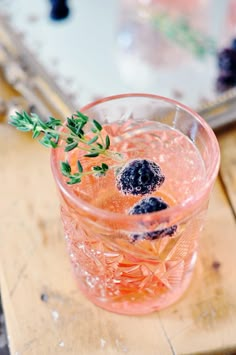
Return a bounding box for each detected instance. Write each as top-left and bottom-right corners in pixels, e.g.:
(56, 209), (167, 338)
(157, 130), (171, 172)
(0, 0), (236, 111)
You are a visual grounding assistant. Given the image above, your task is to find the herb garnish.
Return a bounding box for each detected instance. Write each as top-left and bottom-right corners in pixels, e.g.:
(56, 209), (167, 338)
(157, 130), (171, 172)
(9, 111), (122, 184)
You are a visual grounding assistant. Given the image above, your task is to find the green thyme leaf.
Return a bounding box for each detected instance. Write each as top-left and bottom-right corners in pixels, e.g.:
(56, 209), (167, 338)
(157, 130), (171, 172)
(67, 176), (81, 184)
(39, 135), (54, 148)
(76, 127), (84, 137)
(47, 116), (62, 129)
(105, 135), (110, 149)
(16, 126), (32, 132)
(84, 152), (99, 158)
(96, 143), (103, 149)
(76, 111), (89, 122)
(92, 166), (102, 171)
(93, 119), (102, 131)
(32, 130), (41, 139)
(61, 161), (71, 176)
(77, 160), (83, 173)
(65, 142), (78, 152)
(87, 135), (98, 145)
(66, 137), (74, 144)
(8, 110), (123, 185)
(91, 127), (97, 134)
(102, 163), (109, 170)
(49, 139), (58, 148)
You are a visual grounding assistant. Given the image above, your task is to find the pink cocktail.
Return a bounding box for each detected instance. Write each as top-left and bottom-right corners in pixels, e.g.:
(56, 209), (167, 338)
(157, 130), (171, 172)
(51, 94), (220, 315)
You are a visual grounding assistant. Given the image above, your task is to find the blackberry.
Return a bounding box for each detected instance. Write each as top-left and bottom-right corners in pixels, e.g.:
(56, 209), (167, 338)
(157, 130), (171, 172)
(216, 73), (236, 93)
(231, 38), (236, 51)
(50, 0), (69, 20)
(218, 48), (236, 73)
(129, 197), (177, 241)
(131, 225), (177, 242)
(116, 159), (165, 196)
(129, 196), (168, 214)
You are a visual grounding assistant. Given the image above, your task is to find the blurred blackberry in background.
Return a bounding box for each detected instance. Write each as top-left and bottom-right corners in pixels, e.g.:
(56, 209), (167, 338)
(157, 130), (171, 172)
(216, 40), (236, 92)
(216, 73), (236, 92)
(218, 49), (236, 72)
(231, 38), (236, 51)
(50, 0), (70, 21)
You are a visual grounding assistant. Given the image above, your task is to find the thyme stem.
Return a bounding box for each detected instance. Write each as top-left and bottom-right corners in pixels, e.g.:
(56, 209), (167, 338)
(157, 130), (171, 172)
(9, 110), (125, 184)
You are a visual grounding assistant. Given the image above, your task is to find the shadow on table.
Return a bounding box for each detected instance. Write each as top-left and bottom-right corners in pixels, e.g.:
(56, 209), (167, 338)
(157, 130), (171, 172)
(0, 295), (10, 355)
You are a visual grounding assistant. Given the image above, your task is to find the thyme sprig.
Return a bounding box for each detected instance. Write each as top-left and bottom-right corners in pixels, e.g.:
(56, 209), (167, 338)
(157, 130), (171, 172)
(9, 111), (123, 184)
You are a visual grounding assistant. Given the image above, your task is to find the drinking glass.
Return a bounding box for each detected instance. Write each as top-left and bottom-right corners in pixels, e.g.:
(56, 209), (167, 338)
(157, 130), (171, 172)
(51, 94), (220, 315)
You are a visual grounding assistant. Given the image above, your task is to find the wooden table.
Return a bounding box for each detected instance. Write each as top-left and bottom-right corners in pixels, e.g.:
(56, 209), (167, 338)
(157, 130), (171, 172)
(0, 74), (236, 355)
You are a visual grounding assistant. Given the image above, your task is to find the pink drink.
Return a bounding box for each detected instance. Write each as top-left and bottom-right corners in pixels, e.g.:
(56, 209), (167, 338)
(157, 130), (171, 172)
(51, 94), (220, 315)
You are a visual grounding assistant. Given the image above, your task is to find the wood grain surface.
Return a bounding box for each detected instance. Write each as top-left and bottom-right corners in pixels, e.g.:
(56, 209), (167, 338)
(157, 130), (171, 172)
(218, 129), (236, 216)
(0, 78), (236, 355)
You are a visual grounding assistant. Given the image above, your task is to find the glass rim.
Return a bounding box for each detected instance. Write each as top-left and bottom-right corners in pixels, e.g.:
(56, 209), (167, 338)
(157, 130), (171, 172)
(51, 93), (220, 222)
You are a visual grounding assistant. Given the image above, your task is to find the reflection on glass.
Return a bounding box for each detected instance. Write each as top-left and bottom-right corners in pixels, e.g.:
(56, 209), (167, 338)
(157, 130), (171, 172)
(116, 0), (218, 106)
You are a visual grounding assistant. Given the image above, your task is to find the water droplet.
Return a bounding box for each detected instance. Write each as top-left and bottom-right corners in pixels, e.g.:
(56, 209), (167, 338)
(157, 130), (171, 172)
(100, 338), (106, 348)
(51, 310), (59, 321)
